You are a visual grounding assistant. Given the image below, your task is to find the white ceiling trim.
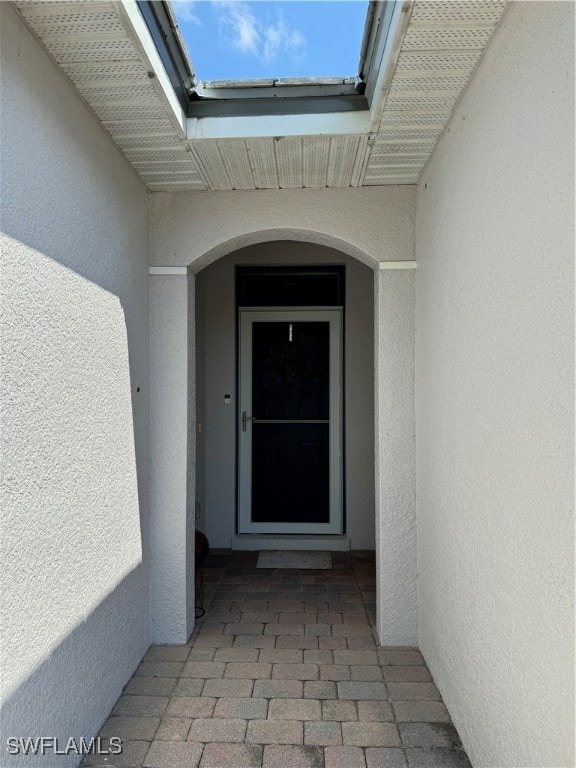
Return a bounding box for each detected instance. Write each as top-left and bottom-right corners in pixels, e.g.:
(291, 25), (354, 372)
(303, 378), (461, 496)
(112, 0), (185, 136)
(379, 261), (417, 270)
(150, 266), (188, 275)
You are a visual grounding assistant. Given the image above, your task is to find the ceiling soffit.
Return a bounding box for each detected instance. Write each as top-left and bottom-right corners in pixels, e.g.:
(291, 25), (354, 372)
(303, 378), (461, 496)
(15, 0), (507, 191)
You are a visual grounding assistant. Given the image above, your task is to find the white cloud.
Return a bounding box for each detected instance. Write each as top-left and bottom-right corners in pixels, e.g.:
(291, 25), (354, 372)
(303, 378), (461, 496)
(213, 2), (259, 55)
(233, 6), (260, 53)
(213, 1), (306, 66)
(262, 17), (306, 63)
(173, 1), (201, 26)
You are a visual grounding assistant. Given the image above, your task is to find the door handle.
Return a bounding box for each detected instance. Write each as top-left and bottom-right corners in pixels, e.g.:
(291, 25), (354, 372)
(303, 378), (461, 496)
(242, 411), (255, 432)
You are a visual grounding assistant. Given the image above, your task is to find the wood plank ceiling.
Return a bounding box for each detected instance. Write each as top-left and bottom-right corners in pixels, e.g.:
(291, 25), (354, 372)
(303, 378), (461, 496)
(15, 0), (507, 191)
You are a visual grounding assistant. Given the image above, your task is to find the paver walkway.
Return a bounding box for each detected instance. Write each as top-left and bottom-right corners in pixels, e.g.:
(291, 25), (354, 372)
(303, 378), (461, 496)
(87, 551), (471, 768)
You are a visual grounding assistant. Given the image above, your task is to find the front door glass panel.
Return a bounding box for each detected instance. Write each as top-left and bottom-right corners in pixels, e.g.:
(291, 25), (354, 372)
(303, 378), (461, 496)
(251, 321), (330, 523)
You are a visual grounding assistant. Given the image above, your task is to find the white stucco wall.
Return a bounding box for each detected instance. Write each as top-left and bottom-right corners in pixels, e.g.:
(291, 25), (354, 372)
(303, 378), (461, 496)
(195, 243), (375, 550)
(415, 3), (574, 766)
(375, 269), (416, 645)
(0, 5), (150, 763)
(150, 186), (415, 271)
(150, 275), (195, 642)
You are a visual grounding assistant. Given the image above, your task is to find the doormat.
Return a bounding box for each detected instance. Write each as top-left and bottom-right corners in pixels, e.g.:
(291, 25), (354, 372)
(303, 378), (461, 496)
(257, 551), (332, 570)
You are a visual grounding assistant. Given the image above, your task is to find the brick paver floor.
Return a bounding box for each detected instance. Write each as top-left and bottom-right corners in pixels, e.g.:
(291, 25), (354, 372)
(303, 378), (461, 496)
(86, 551), (471, 768)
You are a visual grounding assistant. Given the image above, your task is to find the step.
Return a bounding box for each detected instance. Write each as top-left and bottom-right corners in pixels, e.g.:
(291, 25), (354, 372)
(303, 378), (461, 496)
(231, 534), (351, 551)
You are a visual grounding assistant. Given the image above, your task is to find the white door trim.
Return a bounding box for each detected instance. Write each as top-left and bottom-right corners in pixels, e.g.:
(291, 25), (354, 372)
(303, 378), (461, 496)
(238, 309), (343, 535)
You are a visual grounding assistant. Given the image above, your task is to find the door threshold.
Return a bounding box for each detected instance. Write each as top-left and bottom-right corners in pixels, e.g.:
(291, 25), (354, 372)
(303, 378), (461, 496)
(231, 535), (350, 551)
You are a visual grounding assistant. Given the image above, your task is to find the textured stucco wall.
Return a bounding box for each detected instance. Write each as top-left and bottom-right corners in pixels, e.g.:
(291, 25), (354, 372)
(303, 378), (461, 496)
(375, 269), (416, 645)
(150, 186), (415, 270)
(415, 3), (574, 766)
(0, 5), (150, 763)
(195, 243), (375, 549)
(150, 275), (195, 643)
(186, 274), (197, 636)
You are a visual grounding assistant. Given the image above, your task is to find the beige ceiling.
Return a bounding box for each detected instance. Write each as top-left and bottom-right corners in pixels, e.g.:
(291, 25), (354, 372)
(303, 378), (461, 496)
(15, 0), (507, 191)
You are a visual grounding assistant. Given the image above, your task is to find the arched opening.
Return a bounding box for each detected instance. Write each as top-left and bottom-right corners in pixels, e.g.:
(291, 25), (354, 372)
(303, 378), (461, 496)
(149, 221), (416, 647)
(193, 240), (376, 551)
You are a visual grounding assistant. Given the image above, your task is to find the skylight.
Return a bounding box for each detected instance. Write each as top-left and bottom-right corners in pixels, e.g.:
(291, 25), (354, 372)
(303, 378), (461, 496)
(139, 0), (407, 135)
(172, 1), (369, 83)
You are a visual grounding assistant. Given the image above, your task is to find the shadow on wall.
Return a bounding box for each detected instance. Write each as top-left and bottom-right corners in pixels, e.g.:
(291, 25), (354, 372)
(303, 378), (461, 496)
(0, 566), (148, 768)
(1, 237), (150, 766)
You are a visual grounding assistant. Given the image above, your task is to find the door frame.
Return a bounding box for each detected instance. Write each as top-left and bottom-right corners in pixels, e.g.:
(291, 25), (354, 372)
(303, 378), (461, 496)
(238, 308), (343, 534)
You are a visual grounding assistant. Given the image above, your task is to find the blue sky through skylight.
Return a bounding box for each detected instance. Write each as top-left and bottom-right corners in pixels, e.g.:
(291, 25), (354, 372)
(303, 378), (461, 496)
(172, 1), (369, 81)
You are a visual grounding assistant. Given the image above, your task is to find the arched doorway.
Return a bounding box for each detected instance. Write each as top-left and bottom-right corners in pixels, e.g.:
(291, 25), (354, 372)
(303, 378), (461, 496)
(149, 207), (417, 647)
(194, 241), (375, 551)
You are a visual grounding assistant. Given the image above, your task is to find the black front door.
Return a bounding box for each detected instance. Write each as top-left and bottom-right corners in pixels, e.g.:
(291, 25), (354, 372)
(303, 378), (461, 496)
(239, 311), (342, 534)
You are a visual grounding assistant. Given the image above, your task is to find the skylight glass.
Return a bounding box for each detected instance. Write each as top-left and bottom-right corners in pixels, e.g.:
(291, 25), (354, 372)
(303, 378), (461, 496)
(172, 1), (369, 82)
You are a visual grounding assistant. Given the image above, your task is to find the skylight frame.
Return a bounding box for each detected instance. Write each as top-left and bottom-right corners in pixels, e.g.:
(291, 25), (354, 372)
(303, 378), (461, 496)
(137, 0), (195, 110)
(135, 0), (412, 139)
(189, 77), (368, 118)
